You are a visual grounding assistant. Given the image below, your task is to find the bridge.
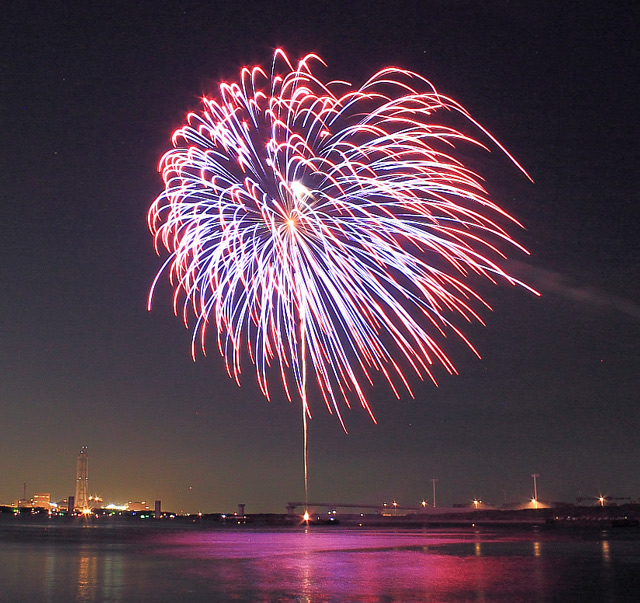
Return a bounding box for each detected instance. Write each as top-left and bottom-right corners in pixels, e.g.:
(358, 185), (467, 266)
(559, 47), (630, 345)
(286, 501), (424, 514)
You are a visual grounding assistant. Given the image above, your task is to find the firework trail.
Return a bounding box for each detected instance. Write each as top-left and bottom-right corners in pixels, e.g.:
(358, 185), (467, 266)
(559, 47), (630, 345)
(148, 51), (535, 500)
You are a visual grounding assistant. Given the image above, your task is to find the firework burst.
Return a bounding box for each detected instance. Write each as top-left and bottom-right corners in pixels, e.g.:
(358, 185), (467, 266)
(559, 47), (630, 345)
(148, 50), (535, 431)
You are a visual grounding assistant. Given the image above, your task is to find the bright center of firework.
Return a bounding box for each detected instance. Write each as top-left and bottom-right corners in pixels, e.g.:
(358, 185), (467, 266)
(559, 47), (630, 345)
(290, 181), (310, 202)
(287, 217), (296, 229)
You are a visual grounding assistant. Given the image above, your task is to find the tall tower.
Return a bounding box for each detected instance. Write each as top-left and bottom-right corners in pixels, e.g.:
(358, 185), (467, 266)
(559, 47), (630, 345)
(75, 446), (89, 510)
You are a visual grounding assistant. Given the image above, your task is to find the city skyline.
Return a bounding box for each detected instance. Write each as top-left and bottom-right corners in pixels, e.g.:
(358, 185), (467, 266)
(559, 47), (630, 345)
(4, 447), (633, 514)
(2, 2), (639, 513)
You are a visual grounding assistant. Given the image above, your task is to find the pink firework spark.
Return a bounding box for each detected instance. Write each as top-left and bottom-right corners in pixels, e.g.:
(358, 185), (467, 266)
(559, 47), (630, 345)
(148, 50), (536, 430)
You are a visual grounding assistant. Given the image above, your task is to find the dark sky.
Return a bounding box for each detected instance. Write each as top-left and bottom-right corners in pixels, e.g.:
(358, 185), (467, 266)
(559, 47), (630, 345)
(2, 1), (639, 513)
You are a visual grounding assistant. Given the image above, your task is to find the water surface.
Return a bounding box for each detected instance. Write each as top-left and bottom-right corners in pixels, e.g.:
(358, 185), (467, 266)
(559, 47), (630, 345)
(1, 520), (639, 601)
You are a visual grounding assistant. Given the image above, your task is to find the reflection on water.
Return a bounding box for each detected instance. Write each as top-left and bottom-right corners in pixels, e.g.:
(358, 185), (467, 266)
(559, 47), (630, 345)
(77, 552), (94, 600)
(1, 521), (639, 602)
(533, 540), (541, 557)
(18, 540), (124, 602)
(299, 540), (314, 603)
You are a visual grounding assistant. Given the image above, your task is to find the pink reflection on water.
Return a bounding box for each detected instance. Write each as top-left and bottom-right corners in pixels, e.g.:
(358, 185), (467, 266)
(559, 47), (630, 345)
(151, 528), (559, 602)
(155, 528), (462, 559)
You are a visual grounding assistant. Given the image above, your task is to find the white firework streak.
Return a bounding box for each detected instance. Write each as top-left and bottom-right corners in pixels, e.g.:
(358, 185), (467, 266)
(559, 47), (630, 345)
(149, 50), (536, 430)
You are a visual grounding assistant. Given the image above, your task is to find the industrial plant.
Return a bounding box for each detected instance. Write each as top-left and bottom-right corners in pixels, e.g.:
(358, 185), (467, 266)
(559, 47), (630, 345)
(7, 446), (159, 517)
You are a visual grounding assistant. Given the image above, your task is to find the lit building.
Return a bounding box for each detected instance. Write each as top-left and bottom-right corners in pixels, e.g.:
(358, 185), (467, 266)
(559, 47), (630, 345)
(127, 501), (151, 512)
(75, 446), (89, 510)
(16, 482), (30, 508)
(33, 493), (51, 509)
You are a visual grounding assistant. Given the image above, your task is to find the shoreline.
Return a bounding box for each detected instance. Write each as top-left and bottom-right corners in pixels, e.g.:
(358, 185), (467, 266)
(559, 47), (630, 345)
(2, 505), (639, 531)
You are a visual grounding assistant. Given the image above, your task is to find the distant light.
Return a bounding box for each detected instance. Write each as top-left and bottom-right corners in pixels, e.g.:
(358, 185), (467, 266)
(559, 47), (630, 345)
(303, 511), (310, 522)
(105, 503), (127, 511)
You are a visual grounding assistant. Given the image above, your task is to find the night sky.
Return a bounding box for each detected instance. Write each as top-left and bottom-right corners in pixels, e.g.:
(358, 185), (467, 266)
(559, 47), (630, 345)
(2, 1), (639, 513)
